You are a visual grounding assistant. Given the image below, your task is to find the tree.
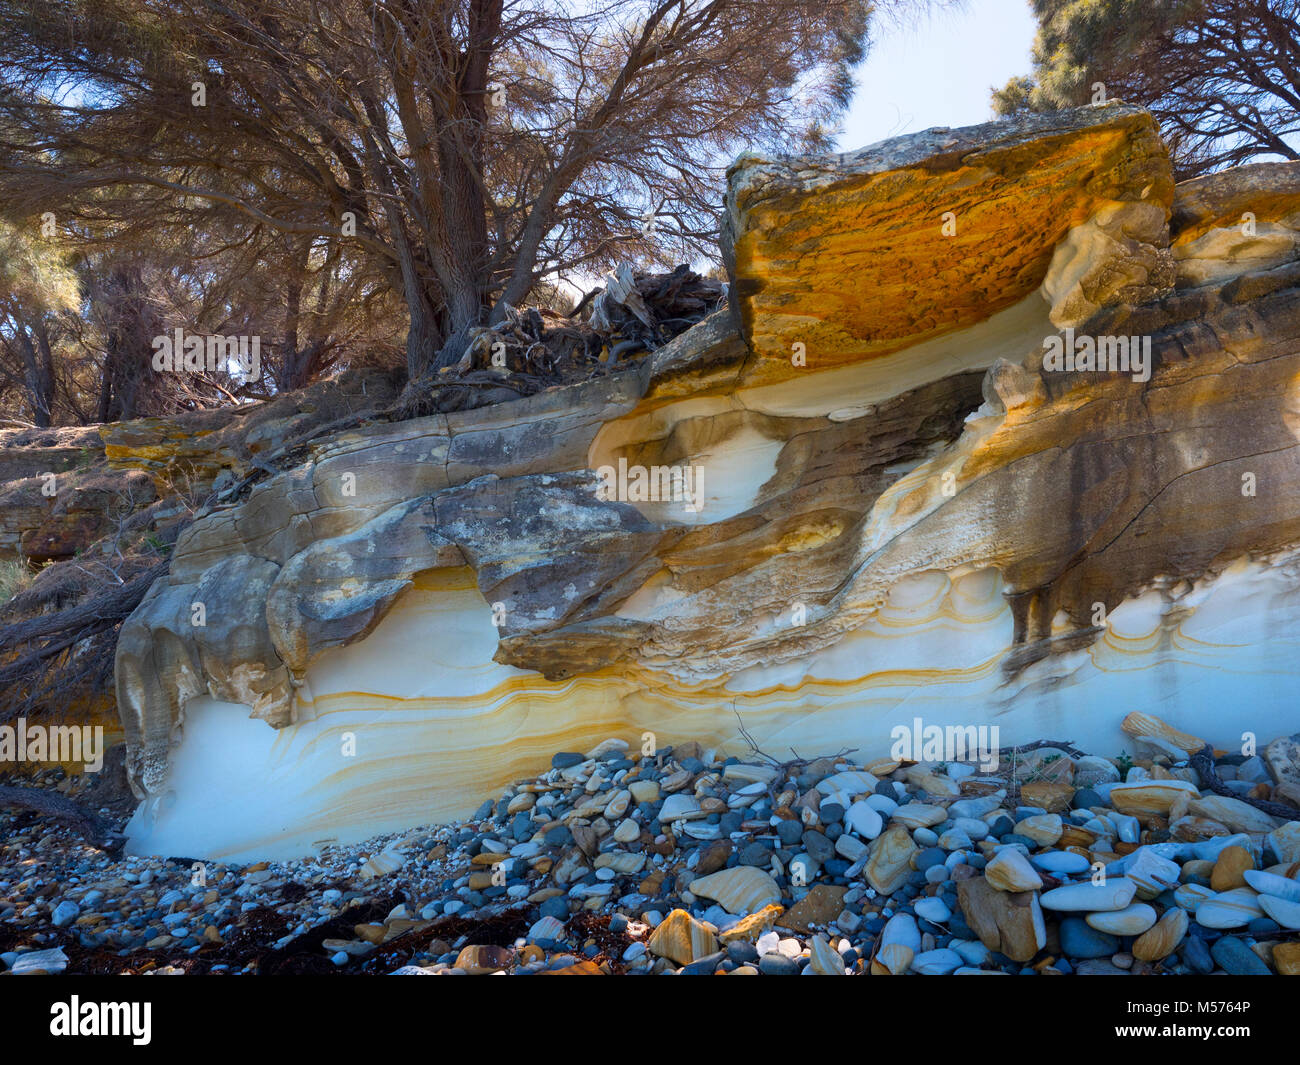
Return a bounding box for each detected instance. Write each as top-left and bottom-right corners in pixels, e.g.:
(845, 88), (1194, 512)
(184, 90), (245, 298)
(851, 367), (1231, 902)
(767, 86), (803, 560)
(0, 220), (80, 427)
(992, 0), (1300, 177)
(217, 232), (404, 394)
(0, 0), (880, 389)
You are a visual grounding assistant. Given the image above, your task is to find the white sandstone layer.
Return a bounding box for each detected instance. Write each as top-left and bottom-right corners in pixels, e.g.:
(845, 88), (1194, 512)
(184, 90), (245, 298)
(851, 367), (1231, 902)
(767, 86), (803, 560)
(126, 557), (1300, 861)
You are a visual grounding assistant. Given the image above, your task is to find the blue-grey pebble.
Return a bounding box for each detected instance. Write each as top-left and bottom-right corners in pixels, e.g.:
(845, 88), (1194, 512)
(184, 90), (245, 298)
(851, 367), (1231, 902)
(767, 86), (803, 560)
(802, 831), (834, 863)
(820, 803), (845, 824)
(679, 950), (724, 975)
(727, 941), (759, 964)
(1181, 934), (1213, 974)
(914, 847), (946, 872)
(1060, 917), (1119, 959)
(1071, 789), (1102, 810)
(539, 896), (569, 920)
(1210, 936), (1270, 975)
(758, 953), (800, 976)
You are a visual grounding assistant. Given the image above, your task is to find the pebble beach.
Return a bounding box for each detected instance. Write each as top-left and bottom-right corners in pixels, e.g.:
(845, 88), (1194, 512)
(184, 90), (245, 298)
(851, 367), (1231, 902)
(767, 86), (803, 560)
(4, 729), (1300, 977)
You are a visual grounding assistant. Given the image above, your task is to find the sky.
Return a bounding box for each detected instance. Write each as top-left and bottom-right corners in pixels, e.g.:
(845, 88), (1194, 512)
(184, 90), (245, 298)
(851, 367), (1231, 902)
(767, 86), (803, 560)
(837, 0), (1038, 152)
(570, 0), (1042, 290)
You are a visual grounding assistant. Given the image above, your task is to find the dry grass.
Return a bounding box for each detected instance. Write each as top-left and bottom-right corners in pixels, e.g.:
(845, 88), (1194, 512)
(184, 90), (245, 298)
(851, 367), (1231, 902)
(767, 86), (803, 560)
(0, 555), (33, 603)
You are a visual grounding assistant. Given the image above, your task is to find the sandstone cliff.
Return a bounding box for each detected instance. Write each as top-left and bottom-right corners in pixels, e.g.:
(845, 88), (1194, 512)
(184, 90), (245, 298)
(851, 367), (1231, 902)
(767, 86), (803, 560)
(109, 104), (1300, 860)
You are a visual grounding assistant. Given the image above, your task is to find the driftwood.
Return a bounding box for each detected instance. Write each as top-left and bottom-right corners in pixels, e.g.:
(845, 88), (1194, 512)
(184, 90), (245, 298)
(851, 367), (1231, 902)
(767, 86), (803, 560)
(0, 784), (124, 854)
(0, 558), (168, 690)
(1189, 743), (1300, 820)
(998, 738), (1089, 759)
(452, 264), (724, 381)
(588, 262), (724, 350)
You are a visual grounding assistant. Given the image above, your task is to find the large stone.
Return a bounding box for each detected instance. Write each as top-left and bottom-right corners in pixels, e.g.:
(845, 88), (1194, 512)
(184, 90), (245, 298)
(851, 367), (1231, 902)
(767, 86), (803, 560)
(1040, 879), (1137, 912)
(453, 944), (513, 974)
(1132, 908), (1188, 962)
(1273, 941), (1300, 975)
(1021, 780), (1075, 813)
(688, 867), (781, 915)
(873, 943), (914, 976)
(1258, 894), (1300, 930)
(1085, 903), (1158, 936)
(1188, 795), (1280, 835)
(9, 948), (69, 975)
(1243, 869), (1300, 903)
(718, 904), (784, 944)
(808, 935), (847, 976)
(1110, 781), (1200, 817)
(863, 825), (919, 895)
(1073, 755), (1121, 788)
(957, 876), (1046, 963)
(1120, 712), (1208, 758)
(1014, 814), (1063, 847)
(1059, 916), (1120, 959)
(1194, 888), (1265, 930)
(1265, 733), (1300, 807)
(1126, 848), (1181, 900)
(780, 886), (848, 934)
(1211, 935), (1271, 975)
(985, 848), (1043, 893)
(1210, 845), (1255, 891)
(890, 803), (947, 830)
(647, 909), (719, 966)
(1270, 823), (1300, 864)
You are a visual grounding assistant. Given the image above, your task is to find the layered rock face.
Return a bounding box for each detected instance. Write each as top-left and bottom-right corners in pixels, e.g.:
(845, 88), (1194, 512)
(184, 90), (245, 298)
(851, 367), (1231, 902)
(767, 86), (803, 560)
(0, 370), (402, 566)
(116, 104), (1300, 860)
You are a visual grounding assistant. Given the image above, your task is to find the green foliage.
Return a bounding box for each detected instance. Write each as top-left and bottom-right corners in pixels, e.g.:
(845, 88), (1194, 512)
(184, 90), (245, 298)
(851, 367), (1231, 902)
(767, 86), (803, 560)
(141, 533), (170, 555)
(995, 0), (1198, 112)
(991, 75), (1035, 117)
(0, 220), (81, 316)
(993, 0), (1300, 175)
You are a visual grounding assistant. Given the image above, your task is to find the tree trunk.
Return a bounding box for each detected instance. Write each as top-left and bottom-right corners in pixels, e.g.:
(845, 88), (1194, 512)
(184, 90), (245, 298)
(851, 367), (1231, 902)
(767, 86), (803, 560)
(34, 319), (57, 425)
(281, 251), (304, 390)
(95, 368), (113, 423)
(405, 283), (443, 380)
(16, 329), (50, 428)
(96, 266), (159, 422)
(424, 0), (500, 371)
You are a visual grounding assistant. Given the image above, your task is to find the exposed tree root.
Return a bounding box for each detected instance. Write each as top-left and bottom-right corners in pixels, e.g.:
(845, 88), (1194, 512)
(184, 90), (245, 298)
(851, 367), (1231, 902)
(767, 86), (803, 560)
(1190, 743), (1300, 820)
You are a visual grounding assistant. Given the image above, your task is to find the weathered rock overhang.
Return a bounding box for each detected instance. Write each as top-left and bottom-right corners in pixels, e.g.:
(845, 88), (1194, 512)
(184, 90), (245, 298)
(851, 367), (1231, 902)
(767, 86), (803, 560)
(112, 106), (1300, 841)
